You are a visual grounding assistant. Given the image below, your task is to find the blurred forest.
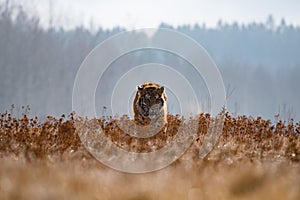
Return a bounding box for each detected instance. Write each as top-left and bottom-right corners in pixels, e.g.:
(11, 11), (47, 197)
(0, 1), (299, 121)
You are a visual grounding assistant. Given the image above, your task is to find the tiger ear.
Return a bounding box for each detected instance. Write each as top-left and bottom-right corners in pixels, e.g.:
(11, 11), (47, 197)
(159, 86), (164, 94)
(138, 86), (143, 91)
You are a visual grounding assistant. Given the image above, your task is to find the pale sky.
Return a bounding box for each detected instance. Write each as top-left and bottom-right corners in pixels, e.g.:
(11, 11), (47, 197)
(8, 0), (300, 30)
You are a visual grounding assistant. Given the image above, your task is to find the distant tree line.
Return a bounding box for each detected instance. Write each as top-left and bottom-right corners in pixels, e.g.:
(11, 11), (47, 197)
(0, 1), (299, 121)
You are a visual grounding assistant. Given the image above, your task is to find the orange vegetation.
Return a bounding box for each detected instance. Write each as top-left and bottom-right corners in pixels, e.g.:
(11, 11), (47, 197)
(0, 109), (299, 200)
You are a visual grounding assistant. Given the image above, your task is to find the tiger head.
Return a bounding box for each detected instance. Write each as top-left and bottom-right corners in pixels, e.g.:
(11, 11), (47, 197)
(133, 82), (167, 125)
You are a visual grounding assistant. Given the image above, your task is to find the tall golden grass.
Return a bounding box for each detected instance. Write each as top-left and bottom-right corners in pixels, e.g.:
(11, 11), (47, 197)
(0, 107), (299, 200)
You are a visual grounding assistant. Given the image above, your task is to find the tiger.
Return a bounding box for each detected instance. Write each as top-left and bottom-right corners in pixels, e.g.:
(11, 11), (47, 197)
(133, 82), (167, 131)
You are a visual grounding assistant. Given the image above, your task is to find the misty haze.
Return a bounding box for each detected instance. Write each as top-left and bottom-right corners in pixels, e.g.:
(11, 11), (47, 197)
(0, 1), (299, 122)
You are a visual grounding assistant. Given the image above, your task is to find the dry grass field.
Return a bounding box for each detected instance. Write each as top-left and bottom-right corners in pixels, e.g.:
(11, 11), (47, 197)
(0, 109), (299, 200)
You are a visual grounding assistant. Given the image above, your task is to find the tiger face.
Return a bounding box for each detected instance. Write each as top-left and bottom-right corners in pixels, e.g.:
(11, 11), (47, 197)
(133, 82), (167, 126)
